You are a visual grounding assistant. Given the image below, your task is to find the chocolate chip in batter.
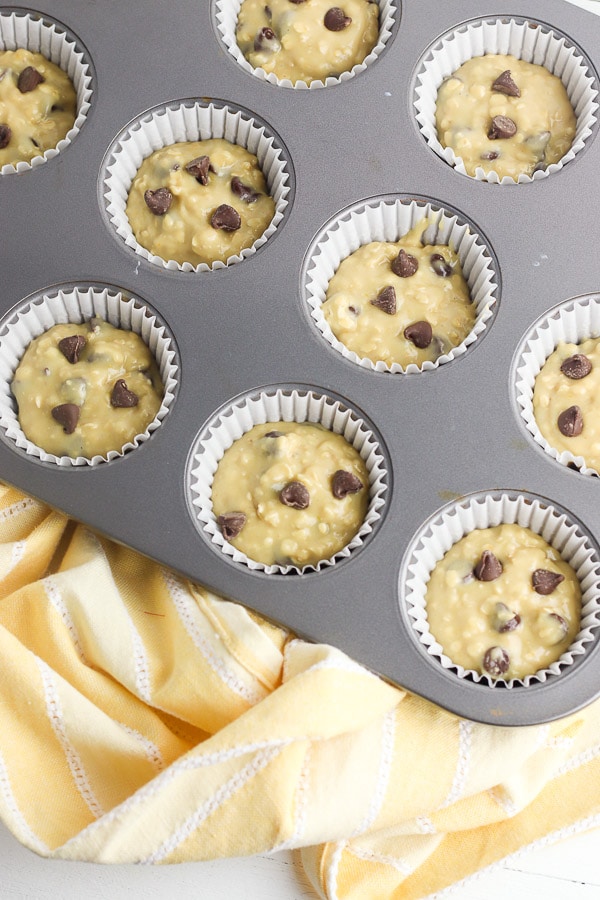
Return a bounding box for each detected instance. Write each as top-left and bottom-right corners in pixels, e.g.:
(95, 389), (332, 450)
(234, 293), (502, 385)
(370, 285), (396, 315)
(231, 176), (260, 203)
(560, 354), (592, 380)
(474, 549), (503, 582)
(324, 7), (351, 30)
(51, 403), (80, 434)
(254, 26), (281, 53)
(265, 5), (272, 20)
(557, 405), (583, 437)
(185, 155), (212, 185)
(483, 646), (510, 677)
(492, 602), (521, 633)
(430, 253), (452, 277)
(0, 124), (11, 149)
(404, 320), (433, 349)
(391, 249), (419, 278)
(488, 115), (517, 140)
(332, 469), (364, 499)
(17, 66), (44, 93)
(264, 430), (284, 439)
(144, 187), (173, 216)
(58, 334), (86, 365)
(211, 204), (241, 232)
(280, 481), (310, 509)
(110, 379), (139, 408)
(217, 511), (247, 540)
(544, 612), (569, 643)
(491, 69), (521, 97)
(480, 150), (499, 160)
(532, 569), (565, 595)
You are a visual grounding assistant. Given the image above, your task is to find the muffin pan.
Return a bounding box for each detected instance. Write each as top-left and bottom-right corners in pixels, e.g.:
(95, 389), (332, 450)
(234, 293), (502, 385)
(2, 0), (600, 725)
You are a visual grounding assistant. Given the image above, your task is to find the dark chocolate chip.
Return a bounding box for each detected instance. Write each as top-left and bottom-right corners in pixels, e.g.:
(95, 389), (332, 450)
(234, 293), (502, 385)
(370, 285), (396, 315)
(231, 176), (260, 203)
(488, 115), (517, 140)
(288, 0), (307, 3)
(265, 5), (272, 20)
(404, 320), (433, 349)
(557, 405), (583, 437)
(348, 305), (360, 316)
(254, 26), (281, 53)
(430, 253), (452, 277)
(324, 7), (352, 30)
(532, 569), (565, 595)
(483, 646), (510, 677)
(30, 137), (39, 149)
(17, 66), (44, 93)
(331, 469), (364, 499)
(474, 549), (503, 582)
(480, 150), (499, 160)
(144, 187), (173, 215)
(110, 379), (139, 408)
(279, 481), (310, 509)
(560, 354), (592, 380)
(546, 612), (569, 643)
(391, 249), (419, 278)
(0, 124), (11, 149)
(217, 511), (247, 541)
(185, 155), (212, 185)
(492, 602), (521, 633)
(58, 334), (86, 365)
(51, 403), (80, 434)
(264, 430), (284, 439)
(211, 204), (241, 232)
(491, 69), (521, 97)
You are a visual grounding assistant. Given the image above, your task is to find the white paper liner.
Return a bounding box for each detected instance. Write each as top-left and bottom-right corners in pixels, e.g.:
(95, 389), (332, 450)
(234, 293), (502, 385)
(187, 387), (387, 574)
(401, 491), (600, 688)
(0, 10), (93, 175)
(215, 0), (396, 90)
(303, 196), (498, 374)
(101, 100), (291, 273)
(514, 293), (600, 477)
(0, 285), (178, 467)
(414, 17), (598, 184)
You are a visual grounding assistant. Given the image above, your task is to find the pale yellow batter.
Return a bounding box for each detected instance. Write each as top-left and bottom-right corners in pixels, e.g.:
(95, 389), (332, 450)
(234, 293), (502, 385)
(12, 319), (164, 459)
(211, 421), (369, 566)
(425, 524), (581, 680)
(236, 0), (379, 85)
(533, 338), (600, 471)
(0, 48), (77, 168)
(321, 221), (474, 368)
(435, 54), (576, 179)
(126, 138), (275, 266)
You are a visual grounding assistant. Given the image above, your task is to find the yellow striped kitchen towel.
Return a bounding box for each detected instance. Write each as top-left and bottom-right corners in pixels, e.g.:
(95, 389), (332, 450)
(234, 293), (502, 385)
(0, 481), (598, 898)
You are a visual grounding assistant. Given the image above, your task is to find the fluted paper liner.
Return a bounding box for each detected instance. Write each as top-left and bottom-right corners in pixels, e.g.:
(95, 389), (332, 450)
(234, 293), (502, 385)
(401, 491), (600, 688)
(414, 16), (598, 184)
(187, 387), (387, 574)
(0, 285), (178, 466)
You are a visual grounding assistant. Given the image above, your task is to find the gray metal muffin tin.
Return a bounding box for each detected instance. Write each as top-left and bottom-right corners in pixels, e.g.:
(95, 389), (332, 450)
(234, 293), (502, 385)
(2, 0), (600, 725)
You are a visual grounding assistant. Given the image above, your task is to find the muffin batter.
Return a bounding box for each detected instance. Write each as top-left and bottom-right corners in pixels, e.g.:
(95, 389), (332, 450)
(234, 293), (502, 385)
(435, 54), (576, 179)
(211, 421), (369, 566)
(126, 138), (275, 266)
(425, 524), (581, 680)
(321, 221), (474, 368)
(0, 48), (77, 168)
(236, 0), (379, 85)
(12, 318), (164, 459)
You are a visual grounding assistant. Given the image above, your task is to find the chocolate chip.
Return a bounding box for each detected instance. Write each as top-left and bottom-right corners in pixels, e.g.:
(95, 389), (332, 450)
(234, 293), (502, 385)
(264, 430), (284, 439)
(110, 379), (139, 408)
(532, 569), (565, 595)
(324, 7), (351, 30)
(254, 26), (281, 53)
(217, 512), (247, 541)
(211, 204), (241, 232)
(404, 320), (433, 349)
(332, 470), (364, 499)
(279, 481), (310, 509)
(288, 0), (307, 3)
(231, 176), (260, 203)
(185, 155), (212, 185)
(144, 187), (173, 215)
(491, 69), (520, 97)
(488, 115), (517, 140)
(348, 305), (360, 316)
(492, 602), (521, 633)
(560, 354), (592, 380)
(474, 550), (503, 582)
(391, 249), (419, 278)
(51, 403), (80, 434)
(370, 285), (396, 315)
(483, 646), (510, 677)
(545, 612), (569, 643)
(480, 150), (499, 160)
(265, 5), (272, 19)
(557, 405), (583, 437)
(430, 253), (452, 277)
(0, 124), (11, 149)
(17, 66), (44, 93)
(58, 334), (86, 365)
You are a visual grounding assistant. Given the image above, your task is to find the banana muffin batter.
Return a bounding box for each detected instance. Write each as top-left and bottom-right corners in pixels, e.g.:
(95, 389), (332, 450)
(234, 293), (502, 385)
(236, 0), (379, 85)
(12, 318), (164, 459)
(126, 138), (275, 266)
(0, 48), (77, 168)
(320, 221), (474, 368)
(425, 523), (581, 680)
(435, 54), (576, 179)
(211, 421), (369, 567)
